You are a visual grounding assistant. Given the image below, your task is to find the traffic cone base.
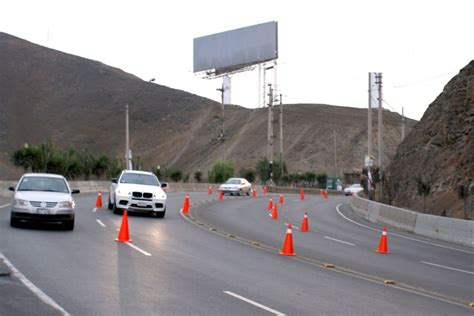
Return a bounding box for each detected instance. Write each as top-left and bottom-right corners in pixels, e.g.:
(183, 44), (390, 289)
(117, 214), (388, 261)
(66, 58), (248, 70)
(116, 210), (131, 242)
(96, 192), (103, 208)
(280, 224), (296, 256)
(376, 227), (389, 254)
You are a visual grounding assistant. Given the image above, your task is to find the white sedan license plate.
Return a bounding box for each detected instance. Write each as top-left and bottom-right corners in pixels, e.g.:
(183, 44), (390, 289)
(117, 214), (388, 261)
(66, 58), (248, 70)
(37, 208), (51, 215)
(137, 201), (147, 207)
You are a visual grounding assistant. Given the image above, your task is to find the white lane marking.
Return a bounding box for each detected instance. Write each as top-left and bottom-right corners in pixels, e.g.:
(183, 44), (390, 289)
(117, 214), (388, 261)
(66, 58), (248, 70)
(421, 261), (474, 275)
(336, 204), (474, 254)
(0, 203), (11, 209)
(0, 253), (70, 315)
(223, 291), (285, 316)
(124, 242), (152, 256)
(96, 219), (106, 227)
(324, 236), (356, 246)
(92, 207), (97, 213)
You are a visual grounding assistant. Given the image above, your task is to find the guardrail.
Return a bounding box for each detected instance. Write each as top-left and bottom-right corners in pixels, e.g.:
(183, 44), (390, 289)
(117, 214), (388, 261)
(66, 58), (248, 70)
(351, 194), (474, 248)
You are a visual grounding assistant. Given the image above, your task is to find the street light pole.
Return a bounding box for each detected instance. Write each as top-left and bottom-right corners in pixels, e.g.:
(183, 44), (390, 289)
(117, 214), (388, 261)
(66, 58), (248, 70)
(125, 78), (155, 170)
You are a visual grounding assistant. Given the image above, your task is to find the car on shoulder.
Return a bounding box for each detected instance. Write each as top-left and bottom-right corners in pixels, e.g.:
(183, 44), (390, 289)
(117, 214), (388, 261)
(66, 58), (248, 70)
(109, 170), (168, 217)
(219, 178), (252, 196)
(344, 183), (364, 196)
(9, 173), (79, 230)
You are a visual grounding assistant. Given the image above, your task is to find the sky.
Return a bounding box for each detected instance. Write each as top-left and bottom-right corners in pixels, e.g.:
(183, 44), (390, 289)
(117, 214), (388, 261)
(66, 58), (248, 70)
(1, 0), (473, 120)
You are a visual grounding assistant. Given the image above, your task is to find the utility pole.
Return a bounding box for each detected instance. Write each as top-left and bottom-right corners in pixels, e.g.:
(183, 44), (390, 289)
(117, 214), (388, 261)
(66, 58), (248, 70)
(267, 84), (274, 187)
(217, 84), (226, 161)
(333, 130), (338, 178)
(125, 103), (131, 169)
(279, 94), (283, 177)
(376, 73), (383, 201)
(125, 78), (155, 170)
(368, 73), (372, 157)
(401, 106), (405, 141)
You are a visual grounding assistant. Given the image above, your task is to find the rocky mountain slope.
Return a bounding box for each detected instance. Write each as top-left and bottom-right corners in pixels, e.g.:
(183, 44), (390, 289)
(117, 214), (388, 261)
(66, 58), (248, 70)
(0, 32), (414, 181)
(385, 61), (473, 219)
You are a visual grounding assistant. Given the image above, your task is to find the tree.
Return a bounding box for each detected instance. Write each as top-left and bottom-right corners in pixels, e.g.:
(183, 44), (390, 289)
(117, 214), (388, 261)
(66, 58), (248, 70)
(316, 173), (328, 189)
(93, 154), (110, 179)
(239, 167), (256, 183)
(305, 171), (317, 187)
(256, 158), (270, 184)
(457, 184), (470, 219)
(209, 161), (235, 183)
(170, 169), (183, 182)
(415, 175), (431, 213)
(194, 170), (203, 183)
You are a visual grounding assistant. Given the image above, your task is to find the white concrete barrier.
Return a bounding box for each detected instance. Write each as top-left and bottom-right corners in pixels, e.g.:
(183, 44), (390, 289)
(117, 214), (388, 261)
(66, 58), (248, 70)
(351, 195), (473, 247)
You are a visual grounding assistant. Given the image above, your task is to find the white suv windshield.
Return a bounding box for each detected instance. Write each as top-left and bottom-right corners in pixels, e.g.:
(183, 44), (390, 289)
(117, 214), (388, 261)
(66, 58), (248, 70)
(120, 173), (159, 186)
(225, 179), (240, 184)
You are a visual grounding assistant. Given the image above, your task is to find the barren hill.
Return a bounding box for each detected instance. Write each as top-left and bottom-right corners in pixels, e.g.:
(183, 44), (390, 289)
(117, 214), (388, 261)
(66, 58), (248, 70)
(0, 32), (414, 181)
(386, 61), (473, 219)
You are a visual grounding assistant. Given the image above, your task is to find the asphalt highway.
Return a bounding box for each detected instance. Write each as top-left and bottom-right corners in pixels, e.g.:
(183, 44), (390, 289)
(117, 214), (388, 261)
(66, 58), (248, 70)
(0, 192), (472, 315)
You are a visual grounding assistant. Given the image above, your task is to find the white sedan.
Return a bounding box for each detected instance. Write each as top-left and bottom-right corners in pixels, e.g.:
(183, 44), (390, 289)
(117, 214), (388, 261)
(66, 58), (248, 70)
(344, 183), (364, 196)
(219, 178), (252, 196)
(109, 170), (168, 217)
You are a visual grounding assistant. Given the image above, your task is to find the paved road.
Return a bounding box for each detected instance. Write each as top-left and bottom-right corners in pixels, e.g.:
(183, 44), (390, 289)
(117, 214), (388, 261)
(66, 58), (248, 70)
(0, 192), (472, 315)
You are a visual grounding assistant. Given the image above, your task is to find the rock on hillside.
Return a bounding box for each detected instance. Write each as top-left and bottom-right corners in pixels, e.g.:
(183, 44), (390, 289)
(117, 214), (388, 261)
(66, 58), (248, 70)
(0, 32), (415, 180)
(385, 61), (473, 219)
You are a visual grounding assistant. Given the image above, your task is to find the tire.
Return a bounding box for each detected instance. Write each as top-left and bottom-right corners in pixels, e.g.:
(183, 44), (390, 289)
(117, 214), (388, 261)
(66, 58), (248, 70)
(64, 218), (74, 231)
(246, 189), (250, 196)
(10, 216), (19, 228)
(108, 196), (113, 210)
(155, 208), (166, 218)
(112, 194), (121, 214)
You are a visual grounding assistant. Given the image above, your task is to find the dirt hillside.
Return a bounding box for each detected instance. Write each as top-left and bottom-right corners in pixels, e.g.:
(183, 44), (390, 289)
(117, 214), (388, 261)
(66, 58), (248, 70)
(0, 32), (414, 181)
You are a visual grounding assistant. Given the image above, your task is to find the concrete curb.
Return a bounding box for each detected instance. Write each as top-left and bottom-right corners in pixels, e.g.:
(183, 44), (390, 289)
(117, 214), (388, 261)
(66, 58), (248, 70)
(351, 194), (474, 248)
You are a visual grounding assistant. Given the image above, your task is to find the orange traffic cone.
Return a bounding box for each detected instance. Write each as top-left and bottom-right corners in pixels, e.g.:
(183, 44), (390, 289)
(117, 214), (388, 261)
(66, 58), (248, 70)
(252, 188), (257, 198)
(300, 212), (309, 232)
(320, 189), (323, 196)
(271, 204), (278, 220)
(376, 227), (389, 254)
(219, 191), (224, 200)
(324, 190), (328, 200)
(208, 186), (212, 195)
(96, 192), (103, 208)
(278, 194), (284, 205)
(182, 195), (190, 214)
(300, 188), (305, 200)
(279, 224), (296, 256)
(268, 198), (273, 210)
(116, 210), (131, 242)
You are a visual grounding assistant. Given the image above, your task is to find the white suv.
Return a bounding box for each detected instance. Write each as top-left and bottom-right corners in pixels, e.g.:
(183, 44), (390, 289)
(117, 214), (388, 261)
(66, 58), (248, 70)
(109, 170), (167, 218)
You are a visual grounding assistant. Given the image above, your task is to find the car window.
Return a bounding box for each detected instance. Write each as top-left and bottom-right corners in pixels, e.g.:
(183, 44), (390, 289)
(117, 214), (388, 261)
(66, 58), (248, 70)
(120, 173), (160, 186)
(18, 177), (69, 193)
(225, 179), (240, 184)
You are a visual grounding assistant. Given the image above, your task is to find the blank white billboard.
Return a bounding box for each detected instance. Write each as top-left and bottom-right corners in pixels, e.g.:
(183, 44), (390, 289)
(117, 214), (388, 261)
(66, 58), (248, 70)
(193, 21), (278, 73)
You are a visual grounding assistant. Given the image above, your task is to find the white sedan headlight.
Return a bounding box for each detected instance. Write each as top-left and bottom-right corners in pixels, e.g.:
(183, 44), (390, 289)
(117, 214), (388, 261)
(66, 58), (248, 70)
(58, 201), (73, 208)
(15, 199), (29, 206)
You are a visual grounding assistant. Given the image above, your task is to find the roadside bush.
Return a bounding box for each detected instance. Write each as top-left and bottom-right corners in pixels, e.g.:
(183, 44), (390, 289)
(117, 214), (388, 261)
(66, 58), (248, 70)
(194, 170), (203, 183)
(209, 161), (235, 183)
(239, 167), (256, 183)
(170, 169), (183, 182)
